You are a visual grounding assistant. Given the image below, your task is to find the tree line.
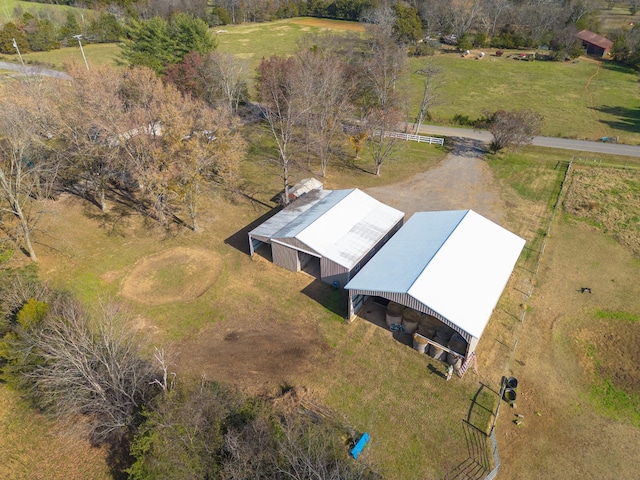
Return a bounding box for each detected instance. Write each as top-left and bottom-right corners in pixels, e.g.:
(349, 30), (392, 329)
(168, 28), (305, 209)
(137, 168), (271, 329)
(0, 62), (246, 261)
(7, 1), (640, 68)
(0, 12), (545, 261)
(0, 267), (377, 478)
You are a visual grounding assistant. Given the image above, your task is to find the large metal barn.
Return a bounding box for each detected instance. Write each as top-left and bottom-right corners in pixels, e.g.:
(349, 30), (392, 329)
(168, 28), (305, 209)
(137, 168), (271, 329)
(248, 188), (404, 287)
(345, 210), (526, 362)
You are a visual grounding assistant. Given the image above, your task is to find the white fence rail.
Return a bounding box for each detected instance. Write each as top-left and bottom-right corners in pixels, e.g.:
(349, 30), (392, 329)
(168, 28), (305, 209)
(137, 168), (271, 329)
(383, 131), (445, 145)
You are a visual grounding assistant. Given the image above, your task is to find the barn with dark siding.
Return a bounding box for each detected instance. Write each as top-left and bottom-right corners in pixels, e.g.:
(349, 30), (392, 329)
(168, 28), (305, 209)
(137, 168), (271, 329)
(248, 189), (404, 287)
(345, 210), (525, 361)
(576, 30), (613, 57)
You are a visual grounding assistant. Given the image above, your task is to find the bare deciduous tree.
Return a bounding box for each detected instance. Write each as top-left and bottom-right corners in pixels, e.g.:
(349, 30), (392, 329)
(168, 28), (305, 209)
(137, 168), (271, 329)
(413, 57), (442, 134)
(257, 55), (310, 204)
(12, 296), (160, 444)
(483, 109), (544, 152)
(0, 78), (61, 261)
(356, 29), (407, 175)
(296, 44), (352, 177)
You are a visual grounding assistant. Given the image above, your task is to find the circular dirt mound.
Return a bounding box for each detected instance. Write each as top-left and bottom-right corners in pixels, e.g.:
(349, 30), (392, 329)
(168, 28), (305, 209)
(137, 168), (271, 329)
(122, 247), (221, 305)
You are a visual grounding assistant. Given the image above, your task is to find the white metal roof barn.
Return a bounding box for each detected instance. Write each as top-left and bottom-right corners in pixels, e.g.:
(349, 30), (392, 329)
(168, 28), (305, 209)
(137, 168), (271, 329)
(248, 189), (404, 287)
(345, 210), (525, 360)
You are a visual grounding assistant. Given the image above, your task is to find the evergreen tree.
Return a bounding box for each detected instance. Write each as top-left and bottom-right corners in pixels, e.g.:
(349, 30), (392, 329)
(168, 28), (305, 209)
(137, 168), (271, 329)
(120, 14), (216, 74)
(0, 22), (30, 55)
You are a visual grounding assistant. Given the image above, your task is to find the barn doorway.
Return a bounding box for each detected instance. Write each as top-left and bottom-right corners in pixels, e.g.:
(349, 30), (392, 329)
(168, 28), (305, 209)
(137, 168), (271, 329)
(299, 251), (320, 278)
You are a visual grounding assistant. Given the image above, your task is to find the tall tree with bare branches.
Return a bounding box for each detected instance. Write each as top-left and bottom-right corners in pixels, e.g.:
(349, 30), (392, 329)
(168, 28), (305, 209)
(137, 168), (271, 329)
(257, 55), (310, 204)
(0, 78), (61, 261)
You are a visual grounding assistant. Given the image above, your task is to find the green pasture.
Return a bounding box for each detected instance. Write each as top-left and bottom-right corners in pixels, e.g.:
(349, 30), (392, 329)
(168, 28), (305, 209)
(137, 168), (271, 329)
(18, 42), (121, 68)
(0, 0), (88, 24)
(216, 17), (365, 71)
(410, 53), (640, 142)
(217, 18), (640, 143)
(4, 15), (640, 144)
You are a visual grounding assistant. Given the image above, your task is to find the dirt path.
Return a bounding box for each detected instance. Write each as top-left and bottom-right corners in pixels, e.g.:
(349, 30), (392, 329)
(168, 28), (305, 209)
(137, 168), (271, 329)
(365, 138), (507, 223)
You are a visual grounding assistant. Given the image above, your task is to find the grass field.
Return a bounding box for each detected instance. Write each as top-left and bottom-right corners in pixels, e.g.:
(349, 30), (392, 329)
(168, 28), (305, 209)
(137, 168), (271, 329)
(2, 12), (640, 480)
(215, 18), (640, 143)
(0, 0), (80, 23)
(0, 386), (111, 480)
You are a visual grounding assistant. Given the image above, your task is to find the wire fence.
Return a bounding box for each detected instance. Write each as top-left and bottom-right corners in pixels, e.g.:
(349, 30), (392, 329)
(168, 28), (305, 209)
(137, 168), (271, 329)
(442, 158), (575, 480)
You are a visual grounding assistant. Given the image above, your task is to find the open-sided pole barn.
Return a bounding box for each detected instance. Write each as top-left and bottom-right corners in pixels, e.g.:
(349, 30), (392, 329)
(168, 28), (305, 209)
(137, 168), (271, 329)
(248, 189), (404, 287)
(345, 210), (525, 361)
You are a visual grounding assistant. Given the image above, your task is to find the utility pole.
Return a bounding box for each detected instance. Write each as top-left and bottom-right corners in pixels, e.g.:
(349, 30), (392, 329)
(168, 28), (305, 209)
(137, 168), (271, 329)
(73, 34), (89, 70)
(12, 38), (24, 67)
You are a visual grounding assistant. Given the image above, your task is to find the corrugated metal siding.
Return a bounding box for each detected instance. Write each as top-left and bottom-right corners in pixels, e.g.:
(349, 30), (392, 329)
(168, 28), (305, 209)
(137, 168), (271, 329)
(272, 243), (300, 272)
(321, 256), (348, 278)
(276, 237), (320, 256)
(348, 289), (474, 343)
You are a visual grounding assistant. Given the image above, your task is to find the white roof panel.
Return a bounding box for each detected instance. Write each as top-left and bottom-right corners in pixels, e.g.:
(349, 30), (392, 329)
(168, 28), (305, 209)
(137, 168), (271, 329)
(346, 210), (525, 340)
(249, 189), (404, 269)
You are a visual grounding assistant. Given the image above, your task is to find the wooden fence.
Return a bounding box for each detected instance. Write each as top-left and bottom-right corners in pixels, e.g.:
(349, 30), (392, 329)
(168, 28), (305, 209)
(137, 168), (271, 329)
(383, 131), (445, 145)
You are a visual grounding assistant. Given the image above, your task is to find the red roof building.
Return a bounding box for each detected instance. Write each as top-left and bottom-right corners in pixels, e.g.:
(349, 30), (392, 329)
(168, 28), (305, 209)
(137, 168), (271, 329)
(576, 30), (613, 57)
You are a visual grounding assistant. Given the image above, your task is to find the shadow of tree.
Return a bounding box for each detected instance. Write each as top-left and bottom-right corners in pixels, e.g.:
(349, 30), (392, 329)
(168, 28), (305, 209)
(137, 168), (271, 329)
(590, 104), (640, 133)
(224, 204), (282, 255)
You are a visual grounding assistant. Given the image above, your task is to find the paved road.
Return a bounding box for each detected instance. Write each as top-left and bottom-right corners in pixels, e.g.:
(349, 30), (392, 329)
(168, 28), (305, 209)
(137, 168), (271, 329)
(416, 124), (640, 158)
(0, 61), (71, 80)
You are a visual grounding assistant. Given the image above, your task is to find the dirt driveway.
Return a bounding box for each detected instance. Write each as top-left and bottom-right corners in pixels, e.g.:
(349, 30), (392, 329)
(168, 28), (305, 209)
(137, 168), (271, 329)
(365, 137), (506, 223)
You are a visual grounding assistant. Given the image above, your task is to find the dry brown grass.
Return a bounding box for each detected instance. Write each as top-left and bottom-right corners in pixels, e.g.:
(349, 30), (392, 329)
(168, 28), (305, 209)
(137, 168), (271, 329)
(121, 247), (222, 305)
(290, 17), (366, 32)
(0, 387), (111, 480)
(564, 166), (640, 257)
(5, 143), (639, 479)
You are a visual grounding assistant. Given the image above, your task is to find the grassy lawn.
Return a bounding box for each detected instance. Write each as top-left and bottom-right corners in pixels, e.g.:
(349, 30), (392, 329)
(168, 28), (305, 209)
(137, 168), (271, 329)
(0, 0), (81, 23)
(240, 122), (449, 204)
(219, 18), (640, 142)
(0, 386), (111, 480)
(216, 17), (365, 72)
(410, 52), (640, 142)
(14, 42), (122, 69)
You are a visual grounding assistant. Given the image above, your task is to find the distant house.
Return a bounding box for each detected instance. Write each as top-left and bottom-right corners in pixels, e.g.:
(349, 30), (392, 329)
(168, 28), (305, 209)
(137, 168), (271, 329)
(576, 30), (613, 57)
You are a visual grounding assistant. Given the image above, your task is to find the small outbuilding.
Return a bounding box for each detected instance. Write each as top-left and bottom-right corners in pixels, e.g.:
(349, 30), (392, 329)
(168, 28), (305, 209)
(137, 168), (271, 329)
(345, 210), (525, 360)
(248, 188), (404, 287)
(576, 30), (613, 57)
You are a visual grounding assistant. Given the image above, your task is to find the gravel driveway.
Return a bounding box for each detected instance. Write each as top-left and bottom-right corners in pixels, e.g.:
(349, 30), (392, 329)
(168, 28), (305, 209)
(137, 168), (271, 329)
(365, 137), (506, 223)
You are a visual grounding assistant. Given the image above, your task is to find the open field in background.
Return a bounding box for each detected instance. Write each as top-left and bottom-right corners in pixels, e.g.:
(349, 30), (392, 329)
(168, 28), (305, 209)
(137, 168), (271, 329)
(0, 386), (111, 480)
(410, 52), (640, 143)
(600, 5), (640, 31)
(216, 18), (640, 143)
(14, 42), (122, 68)
(1, 16), (639, 143)
(216, 17), (365, 71)
(0, 0), (82, 23)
